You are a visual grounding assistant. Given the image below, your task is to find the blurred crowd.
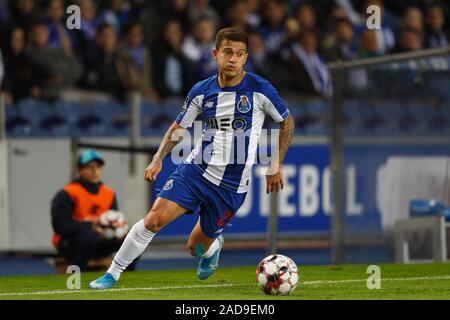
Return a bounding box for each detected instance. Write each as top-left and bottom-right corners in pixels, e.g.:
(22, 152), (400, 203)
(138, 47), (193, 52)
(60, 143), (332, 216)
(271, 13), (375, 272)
(0, 0), (449, 105)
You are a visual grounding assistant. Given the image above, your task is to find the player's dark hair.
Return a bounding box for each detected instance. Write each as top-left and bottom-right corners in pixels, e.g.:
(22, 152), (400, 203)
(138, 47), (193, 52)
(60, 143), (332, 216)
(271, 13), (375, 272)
(215, 27), (249, 51)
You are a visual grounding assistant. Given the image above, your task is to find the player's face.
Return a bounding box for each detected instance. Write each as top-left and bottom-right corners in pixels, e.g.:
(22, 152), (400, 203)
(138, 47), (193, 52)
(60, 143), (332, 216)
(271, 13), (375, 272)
(79, 161), (103, 184)
(213, 40), (248, 78)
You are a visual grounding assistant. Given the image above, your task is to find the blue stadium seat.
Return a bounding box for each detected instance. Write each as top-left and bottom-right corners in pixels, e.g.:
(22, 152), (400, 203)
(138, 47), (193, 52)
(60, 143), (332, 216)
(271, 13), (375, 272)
(303, 122), (328, 135)
(14, 98), (63, 136)
(16, 99), (52, 132)
(371, 101), (404, 136)
(161, 98), (184, 119)
(72, 99), (130, 137)
(304, 99), (329, 118)
(53, 100), (86, 125)
(5, 105), (18, 119)
(6, 116), (32, 137)
(140, 101), (165, 136)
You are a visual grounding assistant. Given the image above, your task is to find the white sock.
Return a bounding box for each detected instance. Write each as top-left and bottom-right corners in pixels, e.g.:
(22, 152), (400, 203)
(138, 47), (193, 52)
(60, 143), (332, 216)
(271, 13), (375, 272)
(201, 238), (220, 258)
(107, 219), (155, 281)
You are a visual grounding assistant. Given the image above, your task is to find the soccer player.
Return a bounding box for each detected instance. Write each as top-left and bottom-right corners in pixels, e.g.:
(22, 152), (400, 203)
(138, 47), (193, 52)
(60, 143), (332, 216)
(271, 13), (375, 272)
(89, 28), (295, 289)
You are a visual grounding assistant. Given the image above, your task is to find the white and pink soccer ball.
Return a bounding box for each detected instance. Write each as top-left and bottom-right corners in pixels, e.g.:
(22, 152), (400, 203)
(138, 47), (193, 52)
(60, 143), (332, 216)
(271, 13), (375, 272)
(99, 210), (130, 240)
(256, 254), (299, 295)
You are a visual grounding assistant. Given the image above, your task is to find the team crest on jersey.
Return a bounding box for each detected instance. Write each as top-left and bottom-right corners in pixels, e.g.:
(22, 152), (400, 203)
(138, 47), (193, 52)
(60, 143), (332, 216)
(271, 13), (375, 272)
(237, 95), (251, 113)
(163, 179), (174, 191)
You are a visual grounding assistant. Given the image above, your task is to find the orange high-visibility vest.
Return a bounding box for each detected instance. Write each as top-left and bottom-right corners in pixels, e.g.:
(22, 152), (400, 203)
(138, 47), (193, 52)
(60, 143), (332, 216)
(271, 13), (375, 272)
(52, 182), (115, 248)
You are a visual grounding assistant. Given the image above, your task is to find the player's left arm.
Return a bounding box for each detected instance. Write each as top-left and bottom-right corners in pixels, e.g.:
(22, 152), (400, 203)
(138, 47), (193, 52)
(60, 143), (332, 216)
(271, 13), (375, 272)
(266, 114), (295, 193)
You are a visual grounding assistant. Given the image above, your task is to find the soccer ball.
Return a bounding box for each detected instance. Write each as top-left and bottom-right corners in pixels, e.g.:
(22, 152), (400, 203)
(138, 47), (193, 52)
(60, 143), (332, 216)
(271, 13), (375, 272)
(256, 254), (299, 295)
(99, 210), (130, 240)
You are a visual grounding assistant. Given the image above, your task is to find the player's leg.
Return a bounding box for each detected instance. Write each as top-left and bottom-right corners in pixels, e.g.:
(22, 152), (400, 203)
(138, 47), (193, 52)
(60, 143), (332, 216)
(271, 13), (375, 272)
(109, 197), (187, 273)
(89, 197), (187, 289)
(186, 218), (217, 257)
(187, 215), (225, 280)
(189, 186), (247, 280)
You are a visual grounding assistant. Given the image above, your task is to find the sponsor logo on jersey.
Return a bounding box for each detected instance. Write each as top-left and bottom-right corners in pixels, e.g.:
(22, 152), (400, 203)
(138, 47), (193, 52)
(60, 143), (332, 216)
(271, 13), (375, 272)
(205, 101), (214, 108)
(204, 117), (247, 131)
(237, 95), (251, 113)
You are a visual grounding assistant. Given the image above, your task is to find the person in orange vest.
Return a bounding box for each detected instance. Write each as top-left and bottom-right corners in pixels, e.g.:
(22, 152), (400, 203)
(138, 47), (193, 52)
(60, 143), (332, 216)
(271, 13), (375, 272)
(51, 149), (136, 271)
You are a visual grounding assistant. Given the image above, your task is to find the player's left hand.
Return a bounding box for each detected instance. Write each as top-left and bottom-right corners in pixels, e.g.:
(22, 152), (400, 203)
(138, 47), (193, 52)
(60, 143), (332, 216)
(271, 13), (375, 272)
(266, 167), (284, 193)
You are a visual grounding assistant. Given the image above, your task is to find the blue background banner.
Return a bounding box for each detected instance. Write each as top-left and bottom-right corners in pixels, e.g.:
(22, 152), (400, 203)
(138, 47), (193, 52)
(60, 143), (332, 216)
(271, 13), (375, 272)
(152, 143), (449, 237)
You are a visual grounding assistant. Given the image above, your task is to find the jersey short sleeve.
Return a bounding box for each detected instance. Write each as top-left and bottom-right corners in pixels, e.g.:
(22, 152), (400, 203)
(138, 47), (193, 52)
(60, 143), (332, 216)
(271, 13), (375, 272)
(261, 82), (290, 123)
(175, 93), (204, 128)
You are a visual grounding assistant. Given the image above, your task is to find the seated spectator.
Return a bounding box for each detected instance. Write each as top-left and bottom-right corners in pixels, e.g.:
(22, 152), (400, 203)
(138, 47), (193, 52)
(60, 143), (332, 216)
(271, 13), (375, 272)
(391, 28), (423, 53)
(1, 27), (38, 103)
(358, 29), (383, 59)
(424, 3), (448, 48)
(121, 21), (159, 102)
(98, 0), (130, 35)
(45, 0), (74, 56)
(245, 0), (262, 28)
(225, 0), (251, 31)
(295, 3), (316, 32)
(257, 0), (287, 56)
(322, 4), (346, 35)
(321, 17), (358, 62)
(70, 0), (101, 68)
(128, 0), (164, 48)
(26, 21), (82, 101)
(347, 29), (382, 93)
(244, 29), (285, 87)
(182, 16), (217, 81)
(355, 0), (396, 54)
(152, 19), (194, 98)
(51, 149), (137, 272)
(81, 23), (138, 101)
(8, 0), (40, 33)
(79, 0), (99, 41)
(400, 6), (424, 34)
(162, 0), (190, 33)
(333, 0), (364, 25)
(245, 30), (268, 75)
(188, 0), (221, 29)
(281, 31), (331, 97)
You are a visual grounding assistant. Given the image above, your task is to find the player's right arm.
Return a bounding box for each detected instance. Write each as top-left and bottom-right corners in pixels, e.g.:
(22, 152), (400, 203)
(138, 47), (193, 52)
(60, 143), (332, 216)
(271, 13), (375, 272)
(144, 86), (203, 182)
(144, 121), (185, 182)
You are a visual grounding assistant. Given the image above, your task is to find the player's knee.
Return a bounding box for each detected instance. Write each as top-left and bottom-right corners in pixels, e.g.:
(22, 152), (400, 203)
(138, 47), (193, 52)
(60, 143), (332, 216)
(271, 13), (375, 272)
(143, 209), (165, 233)
(186, 242), (205, 257)
(186, 242), (196, 256)
(187, 245), (196, 257)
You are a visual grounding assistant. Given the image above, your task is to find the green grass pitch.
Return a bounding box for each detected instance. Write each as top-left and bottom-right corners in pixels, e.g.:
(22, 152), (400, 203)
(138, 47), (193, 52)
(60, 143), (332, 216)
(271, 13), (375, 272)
(0, 263), (449, 300)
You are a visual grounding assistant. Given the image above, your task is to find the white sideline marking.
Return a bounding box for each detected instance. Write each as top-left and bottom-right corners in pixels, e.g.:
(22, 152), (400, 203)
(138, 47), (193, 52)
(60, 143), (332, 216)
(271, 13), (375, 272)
(0, 283), (244, 297)
(0, 275), (449, 297)
(302, 275), (450, 285)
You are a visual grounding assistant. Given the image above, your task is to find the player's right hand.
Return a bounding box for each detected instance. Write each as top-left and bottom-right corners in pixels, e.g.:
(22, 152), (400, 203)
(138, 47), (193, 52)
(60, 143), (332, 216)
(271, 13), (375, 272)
(144, 158), (162, 182)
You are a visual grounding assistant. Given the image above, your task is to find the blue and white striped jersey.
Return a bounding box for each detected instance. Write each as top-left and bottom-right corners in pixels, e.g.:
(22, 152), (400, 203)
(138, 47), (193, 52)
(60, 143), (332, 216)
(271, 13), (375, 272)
(175, 72), (290, 193)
